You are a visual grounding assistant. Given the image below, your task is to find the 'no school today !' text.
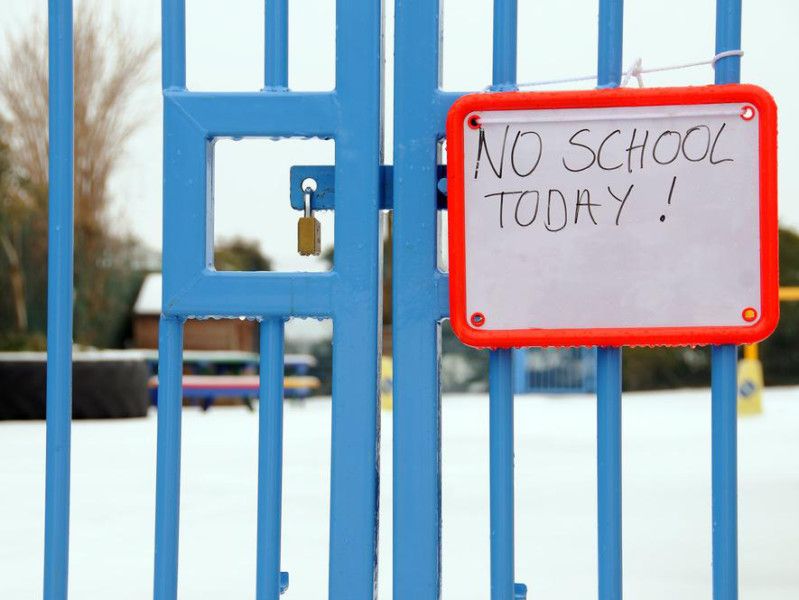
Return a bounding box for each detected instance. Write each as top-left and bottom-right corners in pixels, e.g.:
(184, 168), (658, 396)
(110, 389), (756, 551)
(471, 120), (736, 232)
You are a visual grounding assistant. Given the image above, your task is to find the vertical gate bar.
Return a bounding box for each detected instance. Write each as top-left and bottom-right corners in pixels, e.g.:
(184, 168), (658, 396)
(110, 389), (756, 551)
(392, 0), (443, 597)
(265, 0), (289, 89)
(489, 1), (519, 597)
(256, 318), (286, 600)
(162, 0), (186, 90)
(596, 348), (622, 600)
(492, 0), (517, 90)
(489, 350), (516, 600)
(153, 317), (185, 600)
(710, 345), (738, 600)
(597, 0), (624, 89)
(328, 0), (383, 597)
(43, 2), (74, 598)
(714, 0), (742, 85)
(155, 5), (187, 598)
(596, 3), (624, 599)
(712, 4), (741, 598)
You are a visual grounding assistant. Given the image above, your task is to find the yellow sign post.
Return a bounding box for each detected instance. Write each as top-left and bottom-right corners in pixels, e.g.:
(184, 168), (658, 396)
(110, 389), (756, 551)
(736, 286), (799, 415)
(737, 343), (763, 415)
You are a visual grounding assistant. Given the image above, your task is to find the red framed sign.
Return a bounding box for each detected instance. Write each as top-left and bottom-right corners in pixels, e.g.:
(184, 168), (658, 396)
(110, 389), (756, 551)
(446, 84), (778, 348)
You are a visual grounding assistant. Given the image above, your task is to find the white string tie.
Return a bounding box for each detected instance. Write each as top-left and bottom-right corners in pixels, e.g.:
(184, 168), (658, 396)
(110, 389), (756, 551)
(506, 50), (743, 90)
(621, 57), (644, 87)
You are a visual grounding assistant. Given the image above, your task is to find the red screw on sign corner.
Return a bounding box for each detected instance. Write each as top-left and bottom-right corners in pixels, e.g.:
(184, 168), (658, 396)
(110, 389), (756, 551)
(470, 312), (486, 327)
(740, 105), (756, 121)
(742, 307), (758, 322)
(467, 114), (481, 130)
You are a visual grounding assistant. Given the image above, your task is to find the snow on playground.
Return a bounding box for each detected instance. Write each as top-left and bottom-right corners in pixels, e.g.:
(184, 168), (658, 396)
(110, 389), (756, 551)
(1, 389), (798, 599)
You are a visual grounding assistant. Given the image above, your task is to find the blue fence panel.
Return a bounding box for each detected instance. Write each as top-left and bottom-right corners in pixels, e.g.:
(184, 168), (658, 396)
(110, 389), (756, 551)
(43, 0), (743, 598)
(154, 2), (383, 600)
(392, 1), (741, 600)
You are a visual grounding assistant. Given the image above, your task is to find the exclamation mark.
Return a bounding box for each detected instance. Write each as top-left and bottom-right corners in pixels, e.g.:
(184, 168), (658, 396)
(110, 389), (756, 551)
(660, 176), (677, 222)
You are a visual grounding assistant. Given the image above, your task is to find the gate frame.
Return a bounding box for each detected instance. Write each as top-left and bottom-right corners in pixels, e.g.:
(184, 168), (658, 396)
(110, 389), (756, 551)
(392, 1), (741, 599)
(154, 2), (384, 599)
(43, 1), (385, 596)
(42, 1), (742, 599)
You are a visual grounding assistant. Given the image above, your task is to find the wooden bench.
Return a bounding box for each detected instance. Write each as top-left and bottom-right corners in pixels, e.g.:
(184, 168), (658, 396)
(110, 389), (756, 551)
(147, 374), (321, 411)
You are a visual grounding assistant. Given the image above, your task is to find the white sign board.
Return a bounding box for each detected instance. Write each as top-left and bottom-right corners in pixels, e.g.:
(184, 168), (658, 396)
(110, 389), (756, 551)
(446, 86), (778, 347)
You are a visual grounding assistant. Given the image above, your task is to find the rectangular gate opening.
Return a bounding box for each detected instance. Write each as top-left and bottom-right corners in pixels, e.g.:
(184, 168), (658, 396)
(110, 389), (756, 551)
(516, 2), (595, 91)
(512, 393), (597, 599)
(625, 0), (715, 86)
(439, 0), (493, 91)
(288, 0), (336, 91)
(437, 139), (449, 272)
(437, 314), (496, 600)
(185, 0), (337, 92)
(175, 318), (332, 597)
(439, 360), (490, 597)
(620, 388), (713, 599)
(280, 318), (333, 599)
(212, 137), (335, 272)
(185, 0), (264, 91)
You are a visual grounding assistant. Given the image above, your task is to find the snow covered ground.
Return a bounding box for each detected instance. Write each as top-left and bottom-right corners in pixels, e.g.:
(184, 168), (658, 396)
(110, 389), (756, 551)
(1, 388), (798, 599)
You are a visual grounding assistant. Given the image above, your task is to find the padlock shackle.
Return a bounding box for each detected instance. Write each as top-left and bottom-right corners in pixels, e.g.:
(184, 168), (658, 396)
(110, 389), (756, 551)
(303, 187), (313, 218)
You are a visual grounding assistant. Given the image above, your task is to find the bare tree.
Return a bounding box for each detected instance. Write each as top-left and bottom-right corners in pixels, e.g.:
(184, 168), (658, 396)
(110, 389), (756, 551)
(0, 4), (156, 345)
(0, 125), (26, 331)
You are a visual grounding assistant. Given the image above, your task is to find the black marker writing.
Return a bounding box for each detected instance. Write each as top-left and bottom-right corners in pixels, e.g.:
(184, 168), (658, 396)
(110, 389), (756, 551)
(682, 125), (711, 162)
(484, 190), (513, 228)
(597, 130), (623, 171)
(546, 189), (568, 232)
(574, 189), (601, 225)
(474, 125), (510, 179)
(609, 184), (634, 225)
(510, 131), (543, 177)
(660, 176), (677, 222)
(625, 128), (649, 173)
(652, 131), (681, 165)
(709, 122), (734, 164)
(514, 190), (540, 226)
(562, 129), (596, 173)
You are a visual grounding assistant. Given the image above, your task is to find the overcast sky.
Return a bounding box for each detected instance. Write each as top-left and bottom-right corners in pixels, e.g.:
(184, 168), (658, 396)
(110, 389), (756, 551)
(2, 0), (798, 273)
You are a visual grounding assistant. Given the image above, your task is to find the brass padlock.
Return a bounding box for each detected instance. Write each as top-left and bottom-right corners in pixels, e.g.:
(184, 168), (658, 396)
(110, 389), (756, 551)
(298, 184), (321, 256)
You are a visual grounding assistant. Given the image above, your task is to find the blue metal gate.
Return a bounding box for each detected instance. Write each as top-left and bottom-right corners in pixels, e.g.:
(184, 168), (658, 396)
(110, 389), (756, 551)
(155, 1), (383, 598)
(42, 0), (742, 599)
(392, 1), (740, 599)
(44, 0), (383, 598)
